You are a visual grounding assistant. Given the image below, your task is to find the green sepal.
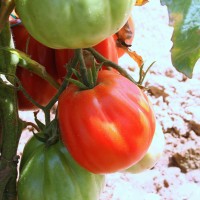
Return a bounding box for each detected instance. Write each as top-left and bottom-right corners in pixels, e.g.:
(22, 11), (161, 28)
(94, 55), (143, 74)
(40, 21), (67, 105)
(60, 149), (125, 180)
(33, 111), (45, 131)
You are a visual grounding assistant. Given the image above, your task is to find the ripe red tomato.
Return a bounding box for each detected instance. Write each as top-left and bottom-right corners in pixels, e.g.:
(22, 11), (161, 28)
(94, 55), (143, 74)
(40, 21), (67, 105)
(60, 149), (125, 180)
(58, 70), (156, 174)
(11, 24), (58, 110)
(55, 36), (118, 81)
(113, 16), (135, 57)
(94, 36), (118, 64)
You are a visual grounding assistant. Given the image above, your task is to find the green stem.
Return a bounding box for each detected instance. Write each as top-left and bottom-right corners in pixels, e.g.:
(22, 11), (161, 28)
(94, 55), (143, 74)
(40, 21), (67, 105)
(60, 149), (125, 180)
(0, 82), (23, 200)
(18, 54), (60, 90)
(0, 21), (21, 200)
(13, 75), (44, 110)
(0, 73), (46, 111)
(24, 121), (40, 132)
(43, 109), (51, 127)
(0, 0), (15, 33)
(138, 61), (156, 84)
(37, 49), (80, 140)
(0, 47), (60, 90)
(77, 49), (90, 87)
(86, 47), (138, 85)
(45, 49), (80, 110)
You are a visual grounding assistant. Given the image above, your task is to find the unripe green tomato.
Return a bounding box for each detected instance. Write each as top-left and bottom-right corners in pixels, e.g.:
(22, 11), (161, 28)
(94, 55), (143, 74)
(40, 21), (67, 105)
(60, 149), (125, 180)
(18, 136), (105, 200)
(15, 0), (136, 49)
(123, 122), (165, 174)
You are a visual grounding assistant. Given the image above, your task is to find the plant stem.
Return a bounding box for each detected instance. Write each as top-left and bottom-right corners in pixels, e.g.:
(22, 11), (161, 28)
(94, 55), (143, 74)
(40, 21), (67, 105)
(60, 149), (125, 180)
(14, 75), (45, 110)
(32, 49), (80, 141)
(0, 82), (23, 200)
(77, 49), (90, 87)
(0, 0), (15, 33)
(86, 47), (138, 85)
(45, 49), (80, 110)
(0, 47), (60, 90)
(24, 122), (40, 132)
(0, 21), (21, 200)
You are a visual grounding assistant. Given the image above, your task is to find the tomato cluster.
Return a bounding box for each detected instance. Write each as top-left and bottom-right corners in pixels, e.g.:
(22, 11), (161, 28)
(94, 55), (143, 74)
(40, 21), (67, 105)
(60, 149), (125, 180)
(11, 17), (134, 110)
(11, 11), (157, 174)
(9, 1), (161, 199)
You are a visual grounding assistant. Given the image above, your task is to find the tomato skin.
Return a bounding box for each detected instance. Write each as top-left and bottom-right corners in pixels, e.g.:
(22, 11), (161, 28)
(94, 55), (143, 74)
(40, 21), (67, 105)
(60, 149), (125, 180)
(55, 49), (74, 81)
(18, 136), (105, 200)
(12, 24), (58, 110)
(94, 36), (118, 64)
(123, 122), (165, 174)
(15, 0), (135, 49)
(55, 36), (118, 80)
(58, 70), (156, 174)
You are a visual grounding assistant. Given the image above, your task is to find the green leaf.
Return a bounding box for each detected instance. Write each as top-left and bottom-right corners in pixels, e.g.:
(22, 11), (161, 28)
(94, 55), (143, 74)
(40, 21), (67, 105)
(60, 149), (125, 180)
(161, 0), (200, 78)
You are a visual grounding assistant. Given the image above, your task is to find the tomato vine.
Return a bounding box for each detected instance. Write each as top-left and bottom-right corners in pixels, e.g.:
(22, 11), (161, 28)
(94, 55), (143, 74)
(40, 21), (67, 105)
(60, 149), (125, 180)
(0, 17), (20, 200)
(0, 15), (153, 200)
(0, 0), (198, 199)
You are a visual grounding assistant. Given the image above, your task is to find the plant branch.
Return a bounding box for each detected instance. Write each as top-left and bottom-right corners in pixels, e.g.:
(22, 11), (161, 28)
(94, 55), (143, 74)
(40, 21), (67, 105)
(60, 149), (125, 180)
(77, 49), (90, 86)
(0, 0), (15, 33)
(0, 47), (60, 90)
(45, 49), (80, 110)
(0, 17), (21, 200)
(85, 47), (138, 85)
(14, 75), (45, 110)
(24, 122), (40, 132)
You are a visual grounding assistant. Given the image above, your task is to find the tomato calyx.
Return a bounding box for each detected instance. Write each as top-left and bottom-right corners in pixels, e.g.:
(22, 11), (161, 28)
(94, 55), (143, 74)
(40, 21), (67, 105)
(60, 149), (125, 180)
(69, 48), (155, 91)
(66, 49), (102, 90)
(86, 47), (138, 85)
(31, 111), (60, 146)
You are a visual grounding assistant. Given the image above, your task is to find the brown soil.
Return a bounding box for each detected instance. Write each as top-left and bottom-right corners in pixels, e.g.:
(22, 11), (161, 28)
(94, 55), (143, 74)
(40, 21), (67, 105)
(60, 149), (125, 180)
(18, 1), (200, 200)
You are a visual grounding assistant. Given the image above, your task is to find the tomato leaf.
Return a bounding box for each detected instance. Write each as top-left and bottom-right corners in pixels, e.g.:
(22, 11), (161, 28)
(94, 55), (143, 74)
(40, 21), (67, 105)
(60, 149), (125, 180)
(161, 0), (200, 78)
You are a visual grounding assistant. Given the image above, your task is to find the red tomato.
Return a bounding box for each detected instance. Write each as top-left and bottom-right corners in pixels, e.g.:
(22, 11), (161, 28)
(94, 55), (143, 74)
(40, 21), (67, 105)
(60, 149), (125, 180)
(58, 70), (156, 174)
(55, 36), (118, 81)
(113, 16), (135, 57)
(12, 24), (58, 110)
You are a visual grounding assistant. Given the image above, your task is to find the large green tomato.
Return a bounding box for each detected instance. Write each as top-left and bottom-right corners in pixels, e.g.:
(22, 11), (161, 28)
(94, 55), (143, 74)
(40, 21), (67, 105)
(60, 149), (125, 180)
(123, 122), (165, 174)
(18, 136), (105, 200)
(15, 0), (136, 49)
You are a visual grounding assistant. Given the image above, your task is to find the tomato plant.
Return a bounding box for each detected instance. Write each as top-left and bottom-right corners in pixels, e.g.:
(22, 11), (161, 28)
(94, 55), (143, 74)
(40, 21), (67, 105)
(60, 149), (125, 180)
(0, 1), (198, 199)
(11, 24), (58, 110)
(55, 36), (118, 80)
(58, 70), (156, 174)
(18, 135), (105, 200)
(15, 0), (135, 49)
(123, 122), (165, 174)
